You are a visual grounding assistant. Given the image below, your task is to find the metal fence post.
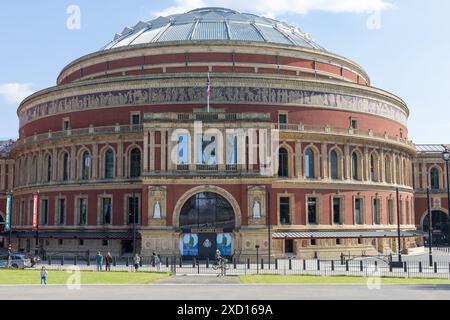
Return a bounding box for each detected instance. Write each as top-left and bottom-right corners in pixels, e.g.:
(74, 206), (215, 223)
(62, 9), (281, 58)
(360, 261), (363, 272)
(345, 260), (349, 272)
(48, 255), (52, 266)
(193, 258), (196, 268)
(74, 255), (77, 266)
(404, 262), (407, 273)
(275, 259), (278, 270)
(206, 258), (209, 269)
(331, 260), (335, 271)
(317, 260), (321, 271)
(303, 259), (306, 271)
(289, 258), (292, 270)
(179, 257), (182, 268)
(113, 256), (116, 267)
(434, 262), (438, 273)
(261, 259), (264, 270)
(166, 257), (169, 268)
(126, 257), (129, 267)
(419, 261), (422, 273)
(374, 260), (378, 272)
(233, 258), (237, 270)
(61, 256), (64, 266)
(247, 258), (250, 270)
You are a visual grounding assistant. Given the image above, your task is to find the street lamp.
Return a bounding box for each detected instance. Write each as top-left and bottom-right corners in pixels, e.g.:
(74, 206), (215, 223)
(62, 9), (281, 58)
(255, 245), (260, 274)
(442, 147), (450, 246)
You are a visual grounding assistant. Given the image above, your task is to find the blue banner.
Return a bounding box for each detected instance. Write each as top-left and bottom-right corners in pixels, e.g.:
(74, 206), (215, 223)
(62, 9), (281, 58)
(181, 234), (199, 256)
(216, 233), (232, 256)
(5, 193), (12, 231)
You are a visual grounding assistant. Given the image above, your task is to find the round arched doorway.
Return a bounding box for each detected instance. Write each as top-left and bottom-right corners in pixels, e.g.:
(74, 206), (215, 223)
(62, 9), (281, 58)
(423, 211), (450, 246)
(179, 192), (235, 258)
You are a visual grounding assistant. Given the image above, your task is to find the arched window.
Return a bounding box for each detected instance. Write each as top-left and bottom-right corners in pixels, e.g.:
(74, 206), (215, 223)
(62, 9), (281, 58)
(130, 148), (141, 178)
(46, 155), (52, 182)
(370, 154), (377, 182)
(352, 152), (359, 180)
(104, 149), (114, 179)
(278, 148), (289, 178)
(81, 151), (90, 180)
(330, 150), (339, 180)
(430, 167), (440, 190)
(62, 153), (69, 181)
(305, 148), (315, 179)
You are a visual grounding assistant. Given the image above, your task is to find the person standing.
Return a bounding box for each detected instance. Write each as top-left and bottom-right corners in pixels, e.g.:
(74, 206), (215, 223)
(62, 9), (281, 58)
(40, 267), (48, 285)
(105, 252), (113, 272)
(96, 252), (104, 272)
(133, 254), (141, 272)
(154, 253), (162, 272)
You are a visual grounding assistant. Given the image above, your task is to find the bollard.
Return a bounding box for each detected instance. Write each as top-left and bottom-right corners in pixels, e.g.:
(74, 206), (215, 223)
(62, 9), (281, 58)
(345, 260), (349, 272)
(206, 258), (209, 269)
(360, 261), (363, 272)
(303, 259), (306, 271)
(404, 262), (407, 273)
(317, 260), (321, 271)
(74, 255), (77, 266)
(261, 259), (264, 270)
(331, 260), (335, 271)
(247, 258), (250, 270)
(275, 259), (278, 270)
(434, 262), (438, 273)
(166, 257), (169, 268)
(289, 258), (292, 270)
(179, 257), (182, 268)
(419, 261), (422, 273)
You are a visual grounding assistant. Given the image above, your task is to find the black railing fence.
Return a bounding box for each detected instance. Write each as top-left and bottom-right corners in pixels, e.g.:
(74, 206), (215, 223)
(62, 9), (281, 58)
(28, 253), (450, 279)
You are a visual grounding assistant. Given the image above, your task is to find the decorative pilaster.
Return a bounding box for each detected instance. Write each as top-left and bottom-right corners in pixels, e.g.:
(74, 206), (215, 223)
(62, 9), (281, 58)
(70, 145), (76, 180)
(92, 144), (98, 179)
(344, 144), (350, 180)
(117, 140), (124, 178)
(321, 143), (328, 179)
(143, 131), (149, 172)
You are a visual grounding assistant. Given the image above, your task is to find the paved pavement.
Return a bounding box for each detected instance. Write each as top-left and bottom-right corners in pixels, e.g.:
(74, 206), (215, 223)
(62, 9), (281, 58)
(0, 276), (450, 300)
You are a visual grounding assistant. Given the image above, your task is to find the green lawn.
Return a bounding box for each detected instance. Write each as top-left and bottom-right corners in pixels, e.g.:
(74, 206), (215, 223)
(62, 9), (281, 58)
(239, 275), (450, 285)
(0, 270), (170, 285)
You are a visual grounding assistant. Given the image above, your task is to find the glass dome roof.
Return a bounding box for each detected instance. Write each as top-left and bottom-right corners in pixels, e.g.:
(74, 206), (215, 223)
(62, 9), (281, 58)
(103, 7), (325, 51)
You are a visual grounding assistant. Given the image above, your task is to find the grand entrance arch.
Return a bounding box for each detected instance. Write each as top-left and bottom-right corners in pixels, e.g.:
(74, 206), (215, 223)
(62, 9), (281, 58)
(173, 186), (241, 258)
(422, 210), (450, 246)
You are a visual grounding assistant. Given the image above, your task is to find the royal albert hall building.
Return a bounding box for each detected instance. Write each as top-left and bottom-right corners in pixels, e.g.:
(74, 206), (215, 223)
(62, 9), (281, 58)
(5, 7), (424, 258)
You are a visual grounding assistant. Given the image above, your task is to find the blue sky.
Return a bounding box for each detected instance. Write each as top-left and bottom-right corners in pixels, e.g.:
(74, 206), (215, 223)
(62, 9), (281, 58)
(0, 0), (448, 144)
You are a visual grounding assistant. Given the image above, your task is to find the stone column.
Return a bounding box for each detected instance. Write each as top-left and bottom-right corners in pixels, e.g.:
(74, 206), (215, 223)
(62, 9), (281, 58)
(161, 130), (167, 172)
(380, 150), (386, 183)
(70, 146), (76, 180)
(150, 130), (156, 171)
(0, 161), (5, 190)
(143, 131), (149, 172)
(321, 143), (328, 179)
(37, 152), (43, 183)
(344, 144), (350, 180)
(364, 147), (370, 181)
(295, 141), (302, 178)
(7, 161), (14, 191)
(52, 148), (58, 182)
(92, 144), (98, 179)
(421, 161), (428, 189)
(117, 140), (124, 178)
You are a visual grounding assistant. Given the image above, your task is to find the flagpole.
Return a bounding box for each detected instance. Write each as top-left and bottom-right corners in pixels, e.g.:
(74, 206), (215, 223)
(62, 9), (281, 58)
(207, 72), (211, 113)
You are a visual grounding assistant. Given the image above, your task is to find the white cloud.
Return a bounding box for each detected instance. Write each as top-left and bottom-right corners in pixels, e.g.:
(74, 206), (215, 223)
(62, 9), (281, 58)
(0, 83), (35, 104)
(152, 0), (394, 18)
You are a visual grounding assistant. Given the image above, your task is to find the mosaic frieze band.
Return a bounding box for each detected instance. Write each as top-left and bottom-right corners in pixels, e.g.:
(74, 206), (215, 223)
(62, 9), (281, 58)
(20, 86), (408, 126)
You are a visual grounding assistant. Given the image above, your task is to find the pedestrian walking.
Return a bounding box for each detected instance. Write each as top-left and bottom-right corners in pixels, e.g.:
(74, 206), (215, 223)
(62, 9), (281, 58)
(96, 252), (104, 272)
(133, 254), (141, 272)
(105, 252), (113, 272)
(154, 253), (162, 272)
(40, 267), (48, 285)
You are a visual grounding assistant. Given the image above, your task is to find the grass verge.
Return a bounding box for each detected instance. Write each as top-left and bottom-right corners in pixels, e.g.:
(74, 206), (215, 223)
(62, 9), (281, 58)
(239, 275), (450, 285)
(0, 269), (170, 285)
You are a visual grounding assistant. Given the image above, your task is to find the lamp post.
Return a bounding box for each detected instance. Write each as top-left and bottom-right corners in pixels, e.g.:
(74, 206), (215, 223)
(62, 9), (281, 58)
(255, 245), (260, 274)
(132, 192), (138, 256)
(427, 187), (433, 267)
(442, 147), (450, 246)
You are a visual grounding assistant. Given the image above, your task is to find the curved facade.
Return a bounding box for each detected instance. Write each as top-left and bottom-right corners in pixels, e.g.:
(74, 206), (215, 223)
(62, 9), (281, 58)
(9, 8), (419, 258)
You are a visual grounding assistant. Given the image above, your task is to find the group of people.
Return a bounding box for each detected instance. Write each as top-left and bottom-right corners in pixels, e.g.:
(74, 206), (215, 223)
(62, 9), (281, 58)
(95, 252), (162, 272)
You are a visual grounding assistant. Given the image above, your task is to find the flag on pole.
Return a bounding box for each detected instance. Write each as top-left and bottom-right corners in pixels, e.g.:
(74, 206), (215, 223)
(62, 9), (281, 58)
(5, 193), (12, 231)
(32, 193), (39, 230)
(206, 72), (211, 98)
